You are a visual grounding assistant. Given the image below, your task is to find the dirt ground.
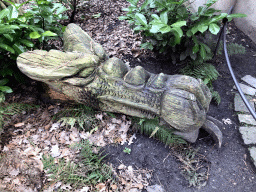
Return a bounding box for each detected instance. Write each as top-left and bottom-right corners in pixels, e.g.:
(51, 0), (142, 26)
(1, 0), (256, 191)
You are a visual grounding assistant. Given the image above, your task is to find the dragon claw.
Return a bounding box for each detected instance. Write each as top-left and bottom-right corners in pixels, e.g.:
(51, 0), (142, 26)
(201, 116), (223, 148)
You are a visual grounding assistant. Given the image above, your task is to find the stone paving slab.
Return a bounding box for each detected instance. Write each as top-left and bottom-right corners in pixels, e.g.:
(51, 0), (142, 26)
(234, 93), (254, 113)
(233, 83), (256, 96)
(236, 75), (256, 169)
(238, 114), (256, 126)
(241, 75), (256, 89)
(239, 126), (256, 145)
(249, 147), (256, 168)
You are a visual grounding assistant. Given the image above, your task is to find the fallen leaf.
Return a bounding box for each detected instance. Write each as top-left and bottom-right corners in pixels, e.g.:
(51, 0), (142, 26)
(222, 118), (232, 125)
(14, 122), (24, 127)
(96, 183), (106, 191)
(51, 145), (61, 157)
(111, 184), (117, 190)
(118, 164), (127, 170)
(79, 186), (90, 192)
(9, 168), (20, 176)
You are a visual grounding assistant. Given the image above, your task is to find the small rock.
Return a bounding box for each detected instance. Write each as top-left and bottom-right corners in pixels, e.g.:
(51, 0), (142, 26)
(238, 114), (256, 126)
(234, 93), (254, 113)
(241, 75), (256, 89)
(233, 83), (256, 96)
(146, 184), (165, 192)
(249, 147), (256, 168)
(239, 127), (256, 144)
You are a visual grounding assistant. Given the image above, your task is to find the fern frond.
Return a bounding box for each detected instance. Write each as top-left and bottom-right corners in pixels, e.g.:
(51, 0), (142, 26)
(132, 117), (186, 146)
(180, 62), (219, 84)
(53, 104), (96, 131)
(210, 88), (221, 105)
(217, 41), (246, 56)
(0, 103), (39, 131)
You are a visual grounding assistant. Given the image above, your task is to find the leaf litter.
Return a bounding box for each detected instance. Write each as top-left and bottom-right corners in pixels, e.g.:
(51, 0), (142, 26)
(0, 105), (153, 191)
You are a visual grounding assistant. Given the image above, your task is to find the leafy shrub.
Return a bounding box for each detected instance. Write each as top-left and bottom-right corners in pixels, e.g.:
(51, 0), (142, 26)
(0, 0), (68, 101)
(120, 0), (245, 61)
(119, 0), (246, 103)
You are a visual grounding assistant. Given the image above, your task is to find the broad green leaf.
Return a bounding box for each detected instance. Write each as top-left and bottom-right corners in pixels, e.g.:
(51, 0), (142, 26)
(0, 9), (9, 20)
(135, 13), (147, 27)
(209, 13), (228, 24)
(0, 79), (9, 86)
(150, 25), (160, 33)
(160, 11), (168, 24)
(141, 42), (153, 50)
(134, 26), (147, 31)
(0, 25), (19, 34)
(227, 13), (247, 21)
(42, 31), (57, 37)
(3, 34), (13, 42)
(140, 0), (152, 10)
(0, 86), (13, 93)
(29, 31), (41, 39)
(171, 21), (186, 28)
(193, 44), (199, 54)
(204, 8), (217, 16)
(171, 27), (183, 37)
(56, 6), (67, 15)
(186, 30), (193, 37)
(197, 6), (204, 15)
(119, 16), (129, 20)
(191, 14), (199, 21)
(0, 43), (15, 54)
(20, 39), (34, 48)
(159, 25), (171, 33)
(198, 24), (208, 33)
(200, 45), (206, 59)
(191, 26), (198, 35)
(13, 43), (25, 54)
(209, 23), (220, 35)
(7, 5), (19, 19)
(151, 14), (161, 21)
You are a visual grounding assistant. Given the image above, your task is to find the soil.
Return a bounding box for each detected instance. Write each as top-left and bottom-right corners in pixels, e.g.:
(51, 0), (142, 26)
(1, 0), (256, 191)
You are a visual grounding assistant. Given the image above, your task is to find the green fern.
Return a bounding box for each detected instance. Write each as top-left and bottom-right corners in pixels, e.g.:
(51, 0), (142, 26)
(180, 62), (219, 84)
(132, 117), (187, 146)
(0, 102), (39, 131)
(217, 41), (246, 56)
(52, 104), (96, 131)
(42, 140), (114, 188)
(180, 62), (220, 104)
(210, 88), (221, 105)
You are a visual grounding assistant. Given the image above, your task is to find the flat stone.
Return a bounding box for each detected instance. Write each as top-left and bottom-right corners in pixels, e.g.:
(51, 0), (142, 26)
(233, 83), (256, 96)
(238, 114), (256, 125)
(241, 75), (256, 89)
(147, 185), (165, 192)
(234, 93), (254, 113)
(248, 147), (256, 168)
(239, 126), (256, 145)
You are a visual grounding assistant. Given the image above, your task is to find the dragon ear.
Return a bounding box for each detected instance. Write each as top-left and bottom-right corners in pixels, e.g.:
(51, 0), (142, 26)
(17, 50), (100, 81)
(63, 23), (108, 60)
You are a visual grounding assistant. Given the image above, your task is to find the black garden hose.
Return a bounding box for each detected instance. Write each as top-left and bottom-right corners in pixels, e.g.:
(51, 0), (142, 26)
(220, 4), (256, 120)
